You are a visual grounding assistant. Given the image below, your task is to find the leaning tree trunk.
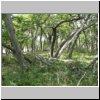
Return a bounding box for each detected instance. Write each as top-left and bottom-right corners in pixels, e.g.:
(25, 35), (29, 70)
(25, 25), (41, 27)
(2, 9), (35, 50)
(2, 43), (32, 64)
(54, 26), (84, 58)
(67, 31), (81, 59)
(54, 32), (76, 58)
(3, 14), (28, 70)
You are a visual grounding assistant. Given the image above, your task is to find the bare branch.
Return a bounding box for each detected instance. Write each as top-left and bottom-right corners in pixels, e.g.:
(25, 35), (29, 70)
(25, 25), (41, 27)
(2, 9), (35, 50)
(55, 17), (84, 29)
(77, 72), (86, 86)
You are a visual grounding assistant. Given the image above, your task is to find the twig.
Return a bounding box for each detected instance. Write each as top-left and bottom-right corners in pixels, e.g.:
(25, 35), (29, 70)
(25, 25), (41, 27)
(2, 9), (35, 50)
(77, 72), (86, 86)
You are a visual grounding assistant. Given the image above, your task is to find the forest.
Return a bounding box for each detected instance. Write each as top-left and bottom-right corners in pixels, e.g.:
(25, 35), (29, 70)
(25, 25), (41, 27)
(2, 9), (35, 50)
(2, 14), (98, 86)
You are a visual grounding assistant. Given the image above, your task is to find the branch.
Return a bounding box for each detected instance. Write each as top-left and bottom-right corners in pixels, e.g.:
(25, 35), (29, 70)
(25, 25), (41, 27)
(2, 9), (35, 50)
(55, 17), (84, 29)
(41, 14), (50, 25)
(77, 72), (86, 86)
(2, 43), (14, 52)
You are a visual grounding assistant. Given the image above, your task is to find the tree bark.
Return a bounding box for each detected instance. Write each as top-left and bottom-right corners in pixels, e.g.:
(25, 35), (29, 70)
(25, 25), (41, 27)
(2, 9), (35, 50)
(40, 32), (43, 51)
(3, 14), (28, 70)
(54, 22), (95, 58)
(67, 31), (81, 58)
(31, 26), (38, 52)
(49, 16), (84, 58)
(51, 28), (57, 57)
(2, 43), (32, 64)
(54, 26), (84, 58)
(31, 32), (34, 52)
(54, 31), (76, 58)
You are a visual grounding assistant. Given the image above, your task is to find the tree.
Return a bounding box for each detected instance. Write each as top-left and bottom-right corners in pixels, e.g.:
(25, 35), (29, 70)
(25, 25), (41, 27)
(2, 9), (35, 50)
(3, 14), (29, 70)
(54, 14), (97, 58)
(50, 15), (84, 57)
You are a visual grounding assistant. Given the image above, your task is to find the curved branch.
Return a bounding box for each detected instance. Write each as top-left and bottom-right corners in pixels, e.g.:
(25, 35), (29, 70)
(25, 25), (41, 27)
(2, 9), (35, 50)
(55, 17), (84, 29)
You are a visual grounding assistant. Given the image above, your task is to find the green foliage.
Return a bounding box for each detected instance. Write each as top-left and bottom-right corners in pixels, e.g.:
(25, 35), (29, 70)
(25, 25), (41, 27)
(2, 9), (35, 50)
(2, 14), (98, 86)
(2, 53), (98, 86)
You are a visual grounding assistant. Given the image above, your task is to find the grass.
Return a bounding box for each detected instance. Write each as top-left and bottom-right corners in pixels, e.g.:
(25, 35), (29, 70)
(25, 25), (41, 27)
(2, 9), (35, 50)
(2, 51), (98, 86)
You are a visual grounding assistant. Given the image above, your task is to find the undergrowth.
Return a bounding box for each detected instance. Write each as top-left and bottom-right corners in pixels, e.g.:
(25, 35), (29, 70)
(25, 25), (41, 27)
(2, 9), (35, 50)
(2, 52), (98, 86)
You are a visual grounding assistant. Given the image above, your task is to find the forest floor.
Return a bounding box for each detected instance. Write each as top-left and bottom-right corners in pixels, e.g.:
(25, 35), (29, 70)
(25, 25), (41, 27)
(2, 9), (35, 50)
(2, 51), (98, 86)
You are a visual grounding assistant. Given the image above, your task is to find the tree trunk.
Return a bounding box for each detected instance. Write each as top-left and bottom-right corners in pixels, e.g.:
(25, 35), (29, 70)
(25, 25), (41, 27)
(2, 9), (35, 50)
(3, 14), (28, 70)
(95, 38), (98, 51)
(83, 32), (89, 52)
(26, 43), (29, 52)
(55, 38), (58, 49)
(48, 34), (52, 50)
(31, 32), (36, 52)
(67, 32), (81, 59)
(31, 32), (34, 52)
(54, 32), (75, 58)
(89, 31), (93, 53)
(54, 27), (83, 58)
(91, 35), (95, 53)
(51, 28), (57, 57)
(54, 21), (94, 58)
(78, 36), (81, 48)
(40, 32), (43, 51)
(31, 27), (38, 52)
(2, 43), (32, 64)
